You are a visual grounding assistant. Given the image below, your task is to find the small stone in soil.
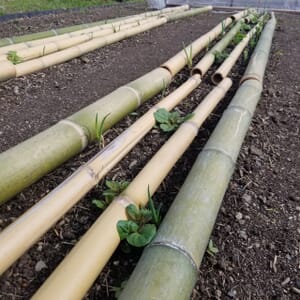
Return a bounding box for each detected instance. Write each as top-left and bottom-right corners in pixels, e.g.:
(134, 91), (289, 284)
(35, 260), (47, 272)
(227, 288), (237, 298)
(235, 212), (243, 220)
(239, 230), (248, 240)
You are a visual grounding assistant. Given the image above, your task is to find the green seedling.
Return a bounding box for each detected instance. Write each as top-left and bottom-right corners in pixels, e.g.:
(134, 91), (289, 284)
(206, 239), (219, 256)
(7, 50), (22, 64)
(240, 23), (251, 34)
(243, 48), (249, 62)
(154, 108), (194, 132)
(206, 37), (211, 52)
(221, 20), (226, 35)
(182, 42), (193, 69)
(93, 180), (129, 210)
(213, 50), (229, 64)
(95, 113), (110, 147)
(232, 31), (246, 46)
(117, 186), (161, 247)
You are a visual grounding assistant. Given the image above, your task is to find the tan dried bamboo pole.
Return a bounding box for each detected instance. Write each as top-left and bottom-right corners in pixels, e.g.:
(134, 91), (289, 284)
(0, 18), (157, 62)
(0, 74), (201, 276)
(0, 5), (190, 48)
(0, 13), (230, 205)
(32, 77), (232, 300)
(211, 16), (265, 84)
(161, 9), (249, 76)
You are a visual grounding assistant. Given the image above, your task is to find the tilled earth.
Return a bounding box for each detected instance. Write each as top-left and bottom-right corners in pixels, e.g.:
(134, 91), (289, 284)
(0, 4), (299, 300)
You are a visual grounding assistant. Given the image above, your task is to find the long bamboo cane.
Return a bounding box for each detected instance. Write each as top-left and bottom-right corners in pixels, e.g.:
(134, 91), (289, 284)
(0, 7), (214, 81)
(192, 19), (245, 76)
(0, 17), (158, 62)
(0, 6), (192, 56)
(0, 16), (159, 58)
(161, 9), (249, 76)
(0, 5), (190, 47)
(211, 15), (265, 84)
(0, 74), (201, 275)
(119, 13), (276, 300)
(0, 14), (234, 205)
(31, 77), (232, 300)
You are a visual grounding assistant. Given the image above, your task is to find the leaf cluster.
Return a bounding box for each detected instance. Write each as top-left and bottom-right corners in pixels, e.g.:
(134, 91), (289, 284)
(117, 187), (161, 248)
(94, 113), (110, 147)
(154, 108), (194, 132)
(213, 50), (229, 64)
(7, 50), (22, 64)
(93, 180), (129, 210)
(182, 42), (193, 69)
(206, 239), (219, 256)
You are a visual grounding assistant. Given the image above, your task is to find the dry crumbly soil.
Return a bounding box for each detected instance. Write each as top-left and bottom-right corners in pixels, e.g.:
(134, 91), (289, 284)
(0, 4), (299, 300)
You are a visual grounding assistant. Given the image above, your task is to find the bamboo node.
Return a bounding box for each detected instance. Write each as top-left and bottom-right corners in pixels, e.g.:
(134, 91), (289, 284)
(181, 121), (199, 135)
(120, 86), (142, 106)
(202, 147), (236, 165)
(115, 195), (134, 207)
(148, 241), (198, 271)
(59, 119), (88, 149)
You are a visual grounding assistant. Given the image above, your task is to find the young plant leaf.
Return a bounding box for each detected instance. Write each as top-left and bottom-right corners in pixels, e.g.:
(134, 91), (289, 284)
(126, 224), (156, 247)
(92, 199), (106, 209)
(207, 239), (219, 256)
(126, 204), (140, 221)
(117, 220), (139, 240)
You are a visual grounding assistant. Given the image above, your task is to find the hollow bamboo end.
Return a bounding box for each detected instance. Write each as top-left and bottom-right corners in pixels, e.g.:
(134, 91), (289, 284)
(211, 72), (224, 85)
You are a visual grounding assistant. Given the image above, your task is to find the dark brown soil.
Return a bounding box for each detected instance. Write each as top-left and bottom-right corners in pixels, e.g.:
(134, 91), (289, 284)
(0, 4), (299, 300)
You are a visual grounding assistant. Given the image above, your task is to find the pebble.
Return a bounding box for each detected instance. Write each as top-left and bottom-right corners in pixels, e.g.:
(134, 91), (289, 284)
(129, 159), (138, 169)
(242, 194), (252, 204)
(281, 277), (290, 286)
(239, 230), (248, 240)
(35, 260), (47, 272)
(235, 212), (243, 220)
(13, 86), (20, 95)
(227, 288), (237, 298)
(250, 145), (263, 157)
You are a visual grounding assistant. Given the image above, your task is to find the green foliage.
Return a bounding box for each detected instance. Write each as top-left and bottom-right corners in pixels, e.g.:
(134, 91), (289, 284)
(232, 31), (246, 46)
(93, 180), (129, 210)
(243, 48), (249, 62)
(7, 51), (22, 64)
(95, 113), (110, 147)
(213, 50), (229, 64)
(117, 186), (161, 248)
(206, 239), (219, 256)
(154, 108), (194, 132)
(182, 42), (193, 69)
(221, 20), (226, 36)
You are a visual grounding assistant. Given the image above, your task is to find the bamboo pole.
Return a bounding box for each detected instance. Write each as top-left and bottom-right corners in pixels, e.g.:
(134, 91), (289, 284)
(0, 5), (191, 56)
(32, 77), (232, 300)
(161, 10), (248, 76)
(0, 16), (159, 58)
(164, 5), (212, 21)
(192, 19), (244, 76)
(119, 13), (276, 300)
(0, 74), (201, 276)
(0, 5), (190, 48)
(0, 18), (157, 62)
(211, 16), (265, 84)
(0, 13), (234, 205)
(0, 7), (213, 81)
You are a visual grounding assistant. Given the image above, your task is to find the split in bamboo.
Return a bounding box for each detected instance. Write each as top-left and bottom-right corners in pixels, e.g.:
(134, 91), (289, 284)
(119, 13), (276, 300)
(0, 12), (245, 205)
(32, 77), (232, 300)
(0, 5), (190, 47)
(0, 7), (213, 81)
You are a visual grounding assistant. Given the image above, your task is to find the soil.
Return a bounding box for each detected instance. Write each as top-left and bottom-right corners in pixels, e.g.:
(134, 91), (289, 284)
(0, 3), (299, 300)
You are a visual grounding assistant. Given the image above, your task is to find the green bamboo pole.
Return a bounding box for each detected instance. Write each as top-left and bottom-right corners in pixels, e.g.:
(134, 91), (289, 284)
(164, 5), (212, 22)
(0, 5), (189, 47)
(0, 12), (234, 205)
(119, 13), (276, 300)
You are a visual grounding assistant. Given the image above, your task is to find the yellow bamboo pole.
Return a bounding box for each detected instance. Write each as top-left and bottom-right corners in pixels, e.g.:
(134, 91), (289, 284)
(0, 74), (201, 276)
(0, 5), (190, 53)
(211, 16), (265, 84)
(0, 18), (157, 62)
(161, 10), (249, 76)
(32, 78), (232, 300)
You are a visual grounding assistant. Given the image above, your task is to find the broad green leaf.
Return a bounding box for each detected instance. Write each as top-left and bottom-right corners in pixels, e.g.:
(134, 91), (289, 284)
(117, 220), (139, 240)
(207, 239), (219, 256)
(154, 108), (170, 123)
(126, 224), (156, 247)
(105, 180), (119, 191)
(139, 208), (153, 224)
(92, 199), (106, 209)
(126, 204), (140, 221)
(160, 123), (176, 132)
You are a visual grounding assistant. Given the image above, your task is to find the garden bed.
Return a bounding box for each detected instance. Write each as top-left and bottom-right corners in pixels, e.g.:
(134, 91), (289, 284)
(0, 4), (299, 299)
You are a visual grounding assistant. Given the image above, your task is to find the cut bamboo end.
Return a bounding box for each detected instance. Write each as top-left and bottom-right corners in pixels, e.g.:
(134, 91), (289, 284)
(0, 61), (16, 80)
